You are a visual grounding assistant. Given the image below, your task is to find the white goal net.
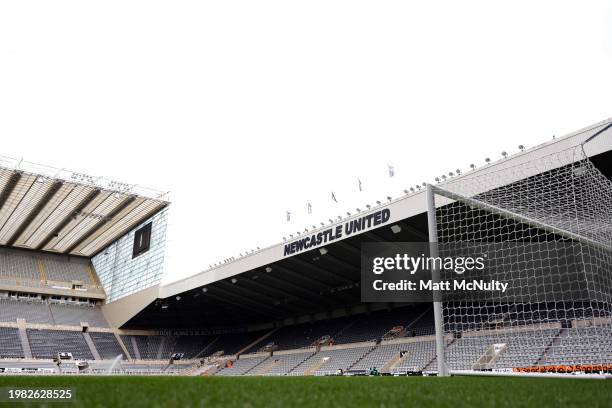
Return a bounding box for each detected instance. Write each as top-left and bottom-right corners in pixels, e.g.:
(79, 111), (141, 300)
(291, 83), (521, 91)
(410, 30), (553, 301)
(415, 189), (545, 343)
(430, 144), (612, 374)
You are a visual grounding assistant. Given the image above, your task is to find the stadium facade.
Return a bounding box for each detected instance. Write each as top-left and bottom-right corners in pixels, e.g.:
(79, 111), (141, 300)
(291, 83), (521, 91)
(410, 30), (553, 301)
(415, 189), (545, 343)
(0, 118), (611, 377)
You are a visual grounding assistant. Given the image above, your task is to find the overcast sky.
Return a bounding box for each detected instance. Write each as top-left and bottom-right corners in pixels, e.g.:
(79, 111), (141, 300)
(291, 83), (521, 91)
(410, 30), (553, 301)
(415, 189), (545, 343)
(1, 1), (611, 283)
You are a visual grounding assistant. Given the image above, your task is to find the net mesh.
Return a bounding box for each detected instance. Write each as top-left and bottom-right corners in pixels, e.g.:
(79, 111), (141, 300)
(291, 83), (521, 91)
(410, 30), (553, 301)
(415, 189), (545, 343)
(433, 145), (612, 372)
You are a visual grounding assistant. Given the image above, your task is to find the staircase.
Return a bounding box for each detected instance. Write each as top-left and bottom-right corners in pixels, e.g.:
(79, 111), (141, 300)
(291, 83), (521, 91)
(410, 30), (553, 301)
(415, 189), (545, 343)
(381, 352), (403, 374)
(424, 337), (455, 371)
(536, 328), (565, 365)
(243, 357), (271, 375)
(82, 332), (101, 360)
(304, 357), (329, 375)
(131, 337), (141, 359)
(115, 333), (132, 360)
(47, 303), (56, 325)
(186, 363), (220, 376)
(156, 337), (167, 360)
(16, 321), (32, 359)
(348, 345), (377, 370)
(254, 359), (279, 375)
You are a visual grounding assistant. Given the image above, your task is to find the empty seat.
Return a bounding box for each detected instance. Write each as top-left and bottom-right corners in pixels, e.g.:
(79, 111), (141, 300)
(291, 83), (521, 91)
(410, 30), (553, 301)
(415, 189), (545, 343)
(0, 249), (39, 280)
(0, 298), (52, 324)
(43, 258), (92, 283)
(27, 329), (94, 360)
(217, 355), (270, 376)
(291, 346), (373, 375)
(0, 327), (24, 358)
(89, 332), (126, 360)
(49, 303), (109, 327)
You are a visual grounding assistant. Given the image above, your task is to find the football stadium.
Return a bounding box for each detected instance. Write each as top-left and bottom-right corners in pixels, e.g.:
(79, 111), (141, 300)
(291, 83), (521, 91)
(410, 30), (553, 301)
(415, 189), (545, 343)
(0, 119), (611, 406)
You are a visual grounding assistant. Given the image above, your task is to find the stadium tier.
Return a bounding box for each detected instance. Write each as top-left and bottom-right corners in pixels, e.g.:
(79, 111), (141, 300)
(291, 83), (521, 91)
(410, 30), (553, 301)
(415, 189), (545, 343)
(1, 118), (612, 377)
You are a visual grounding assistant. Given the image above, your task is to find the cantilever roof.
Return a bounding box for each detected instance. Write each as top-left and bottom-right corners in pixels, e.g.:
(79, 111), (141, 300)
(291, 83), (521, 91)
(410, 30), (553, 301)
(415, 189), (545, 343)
(107, 117), (612, 328)
(0, 156), (169, 257)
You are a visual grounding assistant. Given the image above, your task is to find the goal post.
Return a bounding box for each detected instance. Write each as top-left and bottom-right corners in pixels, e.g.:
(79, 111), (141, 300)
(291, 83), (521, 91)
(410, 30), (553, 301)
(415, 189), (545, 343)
(426, 184), (449, 377)
(426, 145), (612, 375)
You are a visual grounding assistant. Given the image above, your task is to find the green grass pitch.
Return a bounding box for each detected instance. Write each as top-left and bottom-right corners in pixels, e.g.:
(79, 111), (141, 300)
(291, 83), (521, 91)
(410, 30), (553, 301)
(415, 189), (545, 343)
(0, 375), (610, 407)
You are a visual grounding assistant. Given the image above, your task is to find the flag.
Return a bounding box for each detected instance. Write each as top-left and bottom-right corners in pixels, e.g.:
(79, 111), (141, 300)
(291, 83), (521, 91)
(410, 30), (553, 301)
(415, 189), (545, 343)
(307, 202), (312, 214)
(331, 192), (337, 203)
(388, 165), (395, 177)
(358, 178), (363, 192)
(286, 211), (291, 222)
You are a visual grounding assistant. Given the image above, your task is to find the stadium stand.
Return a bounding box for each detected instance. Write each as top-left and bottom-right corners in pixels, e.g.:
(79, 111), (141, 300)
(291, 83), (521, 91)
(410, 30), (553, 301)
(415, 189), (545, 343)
(244, 305), (433, 354)
(3, 291), (610, 376)
(171, 334), (219, 359)
(542, 325), (612, 366)
(0, 248), (96, 284)
(211, 330), (271, 356)
(49, 303), (109, 327)
(0, 248), (39, 280)
(393, 340), (437, 372)
(216, 354), (270, 376)
(0, 297), (51, 324)
(27, 329), (94, 360)
(116, 330), (276, 362)
(333, 306), (433, 344)
(0, 306), (610, 376)
(42, 256), (92, 284)
(443, 327), (559, 370)
(292, 345), (374, 375)
(121, 335), (138, 360)
(351, 341), (412, 372)
(0, 296), (109, 327)
(1, 121), (611, 378)
(259, 317), (355, 351)
(261, 351), (316, 375)
(88, 332), (126, 360)
(0, 327), (24, 358)
(131, 335), (164, 360)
